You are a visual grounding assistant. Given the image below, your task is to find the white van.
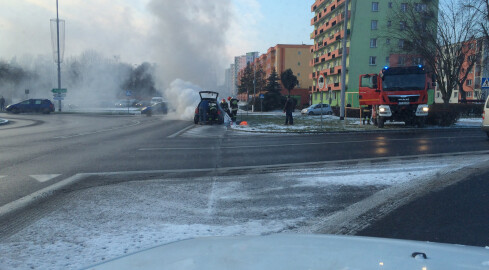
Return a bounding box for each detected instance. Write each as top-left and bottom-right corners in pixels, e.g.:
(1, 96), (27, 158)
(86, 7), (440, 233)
(482, 96), (489, 137)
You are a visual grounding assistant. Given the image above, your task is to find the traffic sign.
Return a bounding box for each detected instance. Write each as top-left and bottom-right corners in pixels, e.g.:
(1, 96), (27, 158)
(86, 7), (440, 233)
(318, 75), (325, 89)
(53, 93), (66, 98)
(53, 96), (64, 100)
(52, 88), (67, 93)
(259, 94), (265, 99)
(126, 90), (132, 97)
(482, 78), (489, 89)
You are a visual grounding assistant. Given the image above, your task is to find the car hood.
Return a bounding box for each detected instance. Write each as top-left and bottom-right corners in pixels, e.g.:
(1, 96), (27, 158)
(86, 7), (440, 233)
(84, 234), (489, 270)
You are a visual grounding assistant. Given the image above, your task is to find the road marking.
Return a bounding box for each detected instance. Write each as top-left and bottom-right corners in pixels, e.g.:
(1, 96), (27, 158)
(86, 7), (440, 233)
(2, 150), (488, 219)
(167, 124), (195, 138)
(30, 174), (61, 183)
(0, 175), (6, 179)
(139, 135), (486, 151)
(53, 120), (141, 139)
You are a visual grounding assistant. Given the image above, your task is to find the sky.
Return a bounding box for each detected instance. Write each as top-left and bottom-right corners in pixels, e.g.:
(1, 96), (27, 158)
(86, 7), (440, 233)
(0, 0), (313, 67)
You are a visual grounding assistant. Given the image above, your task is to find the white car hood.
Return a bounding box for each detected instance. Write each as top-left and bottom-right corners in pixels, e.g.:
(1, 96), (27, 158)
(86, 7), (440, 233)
(85, 234), (489, 270)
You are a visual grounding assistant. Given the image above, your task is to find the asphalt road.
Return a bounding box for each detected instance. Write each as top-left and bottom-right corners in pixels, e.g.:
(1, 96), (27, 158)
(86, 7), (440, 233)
(357, 168), (489, 247)
(1, 112), (488, 209)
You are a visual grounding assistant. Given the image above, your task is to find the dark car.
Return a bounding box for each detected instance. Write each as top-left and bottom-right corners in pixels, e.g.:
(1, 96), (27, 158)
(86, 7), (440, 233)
(141, 102), (168, 116)
(194, 91), (225, 125)
(6, 99), (55, 114)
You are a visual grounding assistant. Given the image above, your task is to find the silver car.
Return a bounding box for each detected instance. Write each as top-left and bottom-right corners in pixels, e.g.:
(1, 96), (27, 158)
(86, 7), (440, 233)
(301, 103), (333, 115)
(482, 96), (489, 137)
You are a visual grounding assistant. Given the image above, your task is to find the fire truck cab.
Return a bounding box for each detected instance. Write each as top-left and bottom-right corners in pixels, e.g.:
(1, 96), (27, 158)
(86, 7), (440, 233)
(359, 65), (430, 128)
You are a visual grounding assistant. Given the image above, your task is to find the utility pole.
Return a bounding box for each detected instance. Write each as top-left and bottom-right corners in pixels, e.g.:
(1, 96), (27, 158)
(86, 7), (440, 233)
(339, 0), (349, 120)
(253, 62), (256, 112)
(56, 0), (62, 112)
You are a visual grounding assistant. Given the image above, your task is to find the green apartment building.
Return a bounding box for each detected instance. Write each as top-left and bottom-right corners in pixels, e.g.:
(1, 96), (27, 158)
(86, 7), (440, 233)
(310, 0), (439, 107)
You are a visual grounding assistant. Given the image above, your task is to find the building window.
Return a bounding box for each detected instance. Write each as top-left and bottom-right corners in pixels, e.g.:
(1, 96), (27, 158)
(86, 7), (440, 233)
(369, 56), (377, 65)
(415, 3), (427, 12)
(454, 91), (458, 98)
(298, 51), (302, 55)
(436, 91), (440, 98)
(387, 20), (392, 27)
(298, 62), (301, 66)
(388, 2), (393, 8)
(385, 56), (390, 65)
(372, 2), (379, 11)
(467, 91), (472, 97)
(297, 73), (301, 77)
(401, 3), (408, 12)
(398, 39), (405, 48)
(400, 21), (406, 31)
(370, 38), (377, 48)
(371, 20), (378, 30)
(467, 79), (472, 86)
(386, 38), (391, 44)
(413, 57), (423, 65)
(398, 56), (405, 66)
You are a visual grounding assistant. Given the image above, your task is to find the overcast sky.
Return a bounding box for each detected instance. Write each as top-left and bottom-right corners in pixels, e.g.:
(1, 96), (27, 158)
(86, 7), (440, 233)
(0, 0), (313, 66)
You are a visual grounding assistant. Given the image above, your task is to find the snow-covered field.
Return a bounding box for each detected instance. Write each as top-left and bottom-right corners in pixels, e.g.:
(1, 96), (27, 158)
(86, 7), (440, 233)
(0, 155), (486, 270)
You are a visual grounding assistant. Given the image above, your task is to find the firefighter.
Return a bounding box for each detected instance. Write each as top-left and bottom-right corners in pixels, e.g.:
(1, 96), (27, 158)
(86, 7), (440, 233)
(220, 98), (231, 117)
(209, 102), (218, 123)
(229, 97), (239, 122)
(362, 105), (372, 125)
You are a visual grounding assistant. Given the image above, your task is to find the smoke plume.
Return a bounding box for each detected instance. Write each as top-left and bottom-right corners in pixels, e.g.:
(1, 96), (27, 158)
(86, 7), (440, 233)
(148, 0), (231, 90)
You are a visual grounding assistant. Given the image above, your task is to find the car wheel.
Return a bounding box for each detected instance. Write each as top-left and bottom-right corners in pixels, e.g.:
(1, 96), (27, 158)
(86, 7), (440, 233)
(377, 116), (385, 128)
(42, 108), (50, 114)
(308, 111), (314, 115)
(486, 132), (489, 138)
(327, 111), (333, 115)
(12, 108), (20, 114)
(417, 117), (426, 128)
(194, 115), (199, 124)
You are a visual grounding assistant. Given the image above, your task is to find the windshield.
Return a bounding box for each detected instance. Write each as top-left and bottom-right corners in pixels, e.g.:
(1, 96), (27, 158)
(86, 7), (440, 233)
(382, 74), (426, 91)
(0, 0), (488, 269)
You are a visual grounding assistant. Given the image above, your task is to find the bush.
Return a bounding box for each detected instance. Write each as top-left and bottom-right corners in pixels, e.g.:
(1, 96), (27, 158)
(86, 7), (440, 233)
(427, 103), (483, 126)
(331, 106), (361, 118)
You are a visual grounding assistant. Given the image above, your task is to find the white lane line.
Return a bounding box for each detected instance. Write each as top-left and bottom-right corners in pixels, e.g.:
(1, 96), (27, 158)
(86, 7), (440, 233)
(0, 175), (6, 179)
(139, 135), (485, 151)
(30, 174), (61, 183)
(167, 124), (195, 138)
(53, 121), (141, 139)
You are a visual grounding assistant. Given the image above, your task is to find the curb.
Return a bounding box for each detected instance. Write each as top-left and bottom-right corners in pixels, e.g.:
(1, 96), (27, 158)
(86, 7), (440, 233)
(229, 125), (481, 135)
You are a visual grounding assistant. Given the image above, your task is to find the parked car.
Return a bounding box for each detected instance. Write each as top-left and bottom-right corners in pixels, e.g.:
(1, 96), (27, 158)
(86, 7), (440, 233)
(194, 91), (225, 125)
(141, 102), (168, 116)
(6, 99), (55, 114)
(134, 100), (151, 108)
(301, 104), (333, 115)
(482, 96), (489, 137)
(115, 99), (136, 108)
(151, 97), (164, 104)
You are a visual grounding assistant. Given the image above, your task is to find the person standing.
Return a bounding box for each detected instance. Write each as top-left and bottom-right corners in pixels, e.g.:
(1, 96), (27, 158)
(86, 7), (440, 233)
(283, 96), (295, 125)
(0, 96), (5, 112)
(220, 98), (230, 117)
(229, 97), (239, 122)
(362, 105), (372, 125)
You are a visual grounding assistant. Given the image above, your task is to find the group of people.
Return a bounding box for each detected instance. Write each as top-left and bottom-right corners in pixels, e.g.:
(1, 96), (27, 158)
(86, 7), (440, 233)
(219, 97), (239, 122)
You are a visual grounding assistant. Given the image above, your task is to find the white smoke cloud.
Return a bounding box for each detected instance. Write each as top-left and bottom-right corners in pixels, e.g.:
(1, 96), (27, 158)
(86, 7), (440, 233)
(163, 79), (202, 120)
(147, 0), (231, 89)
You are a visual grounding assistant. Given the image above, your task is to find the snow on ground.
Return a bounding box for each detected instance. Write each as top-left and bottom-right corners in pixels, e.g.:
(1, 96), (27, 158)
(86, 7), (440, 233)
(455, 118), (483, 126)
(0, 155), (486, 269)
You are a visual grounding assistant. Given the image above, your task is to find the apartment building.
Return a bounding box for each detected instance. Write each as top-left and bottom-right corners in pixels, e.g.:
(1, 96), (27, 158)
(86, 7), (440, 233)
(237, 44), (313, 107)
(310, 0), (439, 107)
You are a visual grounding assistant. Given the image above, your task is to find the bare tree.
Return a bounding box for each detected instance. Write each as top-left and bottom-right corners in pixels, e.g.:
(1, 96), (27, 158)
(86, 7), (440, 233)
(465, 0), (489, 41)
(385, 0), (481, 104)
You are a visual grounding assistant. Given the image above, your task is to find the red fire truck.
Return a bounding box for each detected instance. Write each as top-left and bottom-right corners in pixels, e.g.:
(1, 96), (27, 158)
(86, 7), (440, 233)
(359, 65), (431, 128)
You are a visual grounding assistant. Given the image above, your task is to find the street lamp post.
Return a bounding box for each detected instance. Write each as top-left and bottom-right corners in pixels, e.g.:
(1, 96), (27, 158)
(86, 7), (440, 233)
(56, 0), (62, 112)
